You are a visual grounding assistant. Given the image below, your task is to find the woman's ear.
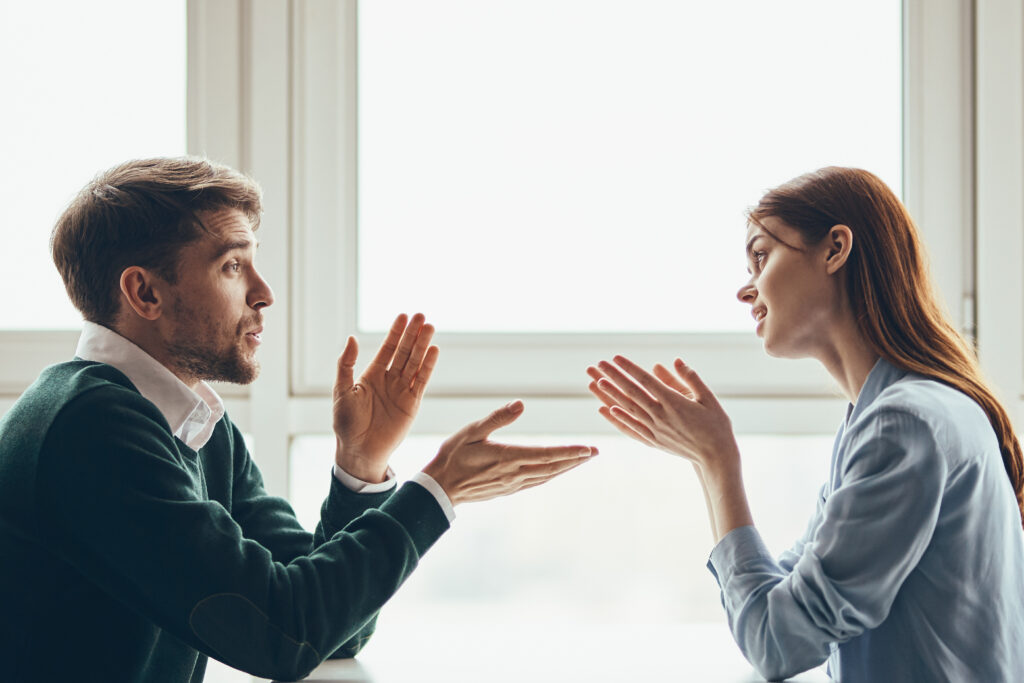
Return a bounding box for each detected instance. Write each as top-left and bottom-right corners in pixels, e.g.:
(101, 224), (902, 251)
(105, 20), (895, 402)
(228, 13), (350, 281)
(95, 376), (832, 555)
(119, 267), (165, 321)
(825, 224), (853, 275)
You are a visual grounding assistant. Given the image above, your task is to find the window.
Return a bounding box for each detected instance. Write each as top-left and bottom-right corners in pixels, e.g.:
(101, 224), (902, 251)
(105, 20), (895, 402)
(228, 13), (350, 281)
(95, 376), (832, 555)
(280, 0), (978, 631)
(356, 0), (902, 335)
(0, 0), (186, 331)
(292, 0), (969, 404)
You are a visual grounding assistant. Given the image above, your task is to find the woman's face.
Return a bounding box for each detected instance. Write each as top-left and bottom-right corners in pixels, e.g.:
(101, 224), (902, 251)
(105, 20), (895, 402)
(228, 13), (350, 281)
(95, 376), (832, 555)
(736, 217), (840, 359)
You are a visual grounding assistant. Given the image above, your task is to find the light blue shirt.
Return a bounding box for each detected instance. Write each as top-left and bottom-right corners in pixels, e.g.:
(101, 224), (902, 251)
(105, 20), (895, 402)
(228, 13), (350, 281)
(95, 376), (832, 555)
(708, 358), (1024, 681)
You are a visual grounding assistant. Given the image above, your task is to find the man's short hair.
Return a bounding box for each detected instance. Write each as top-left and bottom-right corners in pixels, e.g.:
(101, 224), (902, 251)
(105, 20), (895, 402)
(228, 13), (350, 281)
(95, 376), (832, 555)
(51, 157), (263, 326)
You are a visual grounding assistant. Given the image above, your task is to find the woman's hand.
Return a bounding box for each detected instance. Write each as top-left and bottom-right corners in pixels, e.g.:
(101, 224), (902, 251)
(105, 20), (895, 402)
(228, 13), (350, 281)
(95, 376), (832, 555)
(587, 355), (753, 542)
(586, 356), (740, 473)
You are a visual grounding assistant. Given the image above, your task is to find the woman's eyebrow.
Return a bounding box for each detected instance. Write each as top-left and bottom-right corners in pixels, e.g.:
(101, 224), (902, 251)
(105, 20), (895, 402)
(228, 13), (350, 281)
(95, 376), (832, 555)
(745, 234), (765, 258)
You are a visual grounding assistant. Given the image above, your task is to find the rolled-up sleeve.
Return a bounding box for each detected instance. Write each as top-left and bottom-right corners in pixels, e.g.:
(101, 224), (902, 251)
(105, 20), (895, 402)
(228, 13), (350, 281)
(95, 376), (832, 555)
(707, 409), (947, 681)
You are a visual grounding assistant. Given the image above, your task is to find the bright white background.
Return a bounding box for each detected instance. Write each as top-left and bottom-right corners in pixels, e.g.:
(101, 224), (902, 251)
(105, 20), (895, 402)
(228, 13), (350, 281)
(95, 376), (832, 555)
(357, 0), (901, 333)
(0, 0), (186, 330)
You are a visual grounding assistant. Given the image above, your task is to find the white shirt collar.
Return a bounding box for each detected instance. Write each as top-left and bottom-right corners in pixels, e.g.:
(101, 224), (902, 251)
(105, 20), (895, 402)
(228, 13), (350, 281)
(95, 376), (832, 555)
(74, 321), (225, 451)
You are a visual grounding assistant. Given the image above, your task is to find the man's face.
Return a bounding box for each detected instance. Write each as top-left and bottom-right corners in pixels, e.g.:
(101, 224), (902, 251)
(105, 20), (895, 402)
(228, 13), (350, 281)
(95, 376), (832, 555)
(160, 209), (274, 386)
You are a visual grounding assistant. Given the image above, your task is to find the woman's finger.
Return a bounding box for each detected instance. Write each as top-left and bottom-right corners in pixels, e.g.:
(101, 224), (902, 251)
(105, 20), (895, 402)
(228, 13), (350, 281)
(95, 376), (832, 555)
(588, 373), (647, 417)
(598, 406), (657, 448)
(596, 378), (655, 425)
(612, 355), (674, 402)
(596, 360), (661, 412)
(653, 363), (693, 398)
(674, 358), (717, 404)
(608, 404), (659, 443)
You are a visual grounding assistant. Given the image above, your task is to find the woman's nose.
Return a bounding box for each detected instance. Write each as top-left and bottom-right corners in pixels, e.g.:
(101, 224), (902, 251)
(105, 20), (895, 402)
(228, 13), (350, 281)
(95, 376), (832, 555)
(736, 280), (756, 304)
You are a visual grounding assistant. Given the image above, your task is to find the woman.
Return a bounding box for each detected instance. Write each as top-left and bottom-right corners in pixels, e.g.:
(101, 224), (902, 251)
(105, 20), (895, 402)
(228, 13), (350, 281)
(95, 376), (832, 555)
(587, 167), (1024, 681)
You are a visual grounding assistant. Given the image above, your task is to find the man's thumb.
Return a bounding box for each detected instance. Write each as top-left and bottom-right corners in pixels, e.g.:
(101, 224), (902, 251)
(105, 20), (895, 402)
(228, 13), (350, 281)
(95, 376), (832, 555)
(472, 400), (524, 439)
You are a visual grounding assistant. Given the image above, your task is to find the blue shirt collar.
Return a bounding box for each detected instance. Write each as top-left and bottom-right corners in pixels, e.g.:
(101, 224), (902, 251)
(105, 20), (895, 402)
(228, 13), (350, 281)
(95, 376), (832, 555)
(845, 356), (909, 427)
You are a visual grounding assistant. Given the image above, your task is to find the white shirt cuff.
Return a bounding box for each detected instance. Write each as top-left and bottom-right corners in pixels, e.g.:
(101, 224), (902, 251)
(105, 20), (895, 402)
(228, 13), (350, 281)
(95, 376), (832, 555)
(410, 471), (456, 524)
(332, 463), (398, 494)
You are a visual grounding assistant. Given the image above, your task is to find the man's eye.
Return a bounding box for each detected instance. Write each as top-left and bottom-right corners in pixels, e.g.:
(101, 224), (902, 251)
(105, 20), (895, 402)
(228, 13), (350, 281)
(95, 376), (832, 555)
(225, 261), (241, 273)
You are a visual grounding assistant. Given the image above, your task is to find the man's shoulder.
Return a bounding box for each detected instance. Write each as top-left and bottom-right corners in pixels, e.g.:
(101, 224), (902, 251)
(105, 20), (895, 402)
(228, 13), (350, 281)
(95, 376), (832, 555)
(0, 360), (147, 439)
(34, 358), (140, 403)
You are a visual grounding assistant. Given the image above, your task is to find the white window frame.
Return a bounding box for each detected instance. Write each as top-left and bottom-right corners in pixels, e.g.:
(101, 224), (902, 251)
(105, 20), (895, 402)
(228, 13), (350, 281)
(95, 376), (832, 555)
(975, 0), (1024, 429)
(3, 0), (1020, 501)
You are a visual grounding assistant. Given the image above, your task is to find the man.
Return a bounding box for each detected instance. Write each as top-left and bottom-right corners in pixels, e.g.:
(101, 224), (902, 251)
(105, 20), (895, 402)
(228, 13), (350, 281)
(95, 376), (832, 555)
(0, 157), (596, 682)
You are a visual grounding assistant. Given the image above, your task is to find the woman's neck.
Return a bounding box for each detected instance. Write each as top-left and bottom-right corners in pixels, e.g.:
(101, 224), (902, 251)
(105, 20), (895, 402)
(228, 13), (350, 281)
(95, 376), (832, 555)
(814, 316), (880, 404)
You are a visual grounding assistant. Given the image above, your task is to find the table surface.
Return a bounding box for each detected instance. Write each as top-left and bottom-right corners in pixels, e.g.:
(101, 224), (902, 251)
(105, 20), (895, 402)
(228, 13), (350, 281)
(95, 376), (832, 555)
(207, 621), (830, 683)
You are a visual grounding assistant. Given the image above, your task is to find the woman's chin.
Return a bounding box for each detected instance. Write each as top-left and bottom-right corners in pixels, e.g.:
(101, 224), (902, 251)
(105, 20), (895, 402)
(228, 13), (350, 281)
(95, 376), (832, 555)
(761, 334), (796, 359)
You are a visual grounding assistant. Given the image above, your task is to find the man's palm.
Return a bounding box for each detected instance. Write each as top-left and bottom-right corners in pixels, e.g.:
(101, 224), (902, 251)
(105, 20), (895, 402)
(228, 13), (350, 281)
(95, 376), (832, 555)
(332, 314), (438, 480)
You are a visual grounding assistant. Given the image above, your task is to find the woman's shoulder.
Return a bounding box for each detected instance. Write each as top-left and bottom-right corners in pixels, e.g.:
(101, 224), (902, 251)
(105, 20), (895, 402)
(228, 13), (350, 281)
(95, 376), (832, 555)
(878, 371), (981, 417)
(853, 372), (996, 460)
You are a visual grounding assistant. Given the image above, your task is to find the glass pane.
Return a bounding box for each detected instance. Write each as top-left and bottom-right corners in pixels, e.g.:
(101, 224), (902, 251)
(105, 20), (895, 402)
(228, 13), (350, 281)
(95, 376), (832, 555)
(290, 432), (832, 624)
(0, 0), (186, 330)
(358, 0), (902, 333)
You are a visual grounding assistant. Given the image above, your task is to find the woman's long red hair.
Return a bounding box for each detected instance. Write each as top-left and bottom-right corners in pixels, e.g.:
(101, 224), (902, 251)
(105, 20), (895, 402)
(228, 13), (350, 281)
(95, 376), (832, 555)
(749, 167), (1024, 529)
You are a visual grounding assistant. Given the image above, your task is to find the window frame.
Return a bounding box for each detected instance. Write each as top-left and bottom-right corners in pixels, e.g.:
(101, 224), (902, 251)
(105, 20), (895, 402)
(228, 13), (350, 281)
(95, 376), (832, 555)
(3, 0), (1018, 501)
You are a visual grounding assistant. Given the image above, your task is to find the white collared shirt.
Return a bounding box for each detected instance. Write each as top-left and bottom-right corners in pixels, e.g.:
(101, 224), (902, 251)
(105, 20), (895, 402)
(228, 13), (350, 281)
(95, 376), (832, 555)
(74, 321), (454, 521)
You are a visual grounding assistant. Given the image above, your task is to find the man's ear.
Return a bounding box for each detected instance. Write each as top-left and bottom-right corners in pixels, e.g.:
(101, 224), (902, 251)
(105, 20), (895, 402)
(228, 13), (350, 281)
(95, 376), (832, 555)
(825, 224), (854, 275)
(119, 267), (166, 321)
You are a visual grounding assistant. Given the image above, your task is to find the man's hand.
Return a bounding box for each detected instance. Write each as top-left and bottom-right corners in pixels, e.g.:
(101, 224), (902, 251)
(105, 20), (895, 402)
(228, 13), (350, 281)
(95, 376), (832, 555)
(422, 400), (598, 505)
(333, 313), (439, 483)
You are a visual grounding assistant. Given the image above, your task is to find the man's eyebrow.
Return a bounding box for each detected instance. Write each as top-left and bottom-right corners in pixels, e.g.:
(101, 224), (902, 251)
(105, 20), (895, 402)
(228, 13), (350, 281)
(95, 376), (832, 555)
(210, 238), (257, 261)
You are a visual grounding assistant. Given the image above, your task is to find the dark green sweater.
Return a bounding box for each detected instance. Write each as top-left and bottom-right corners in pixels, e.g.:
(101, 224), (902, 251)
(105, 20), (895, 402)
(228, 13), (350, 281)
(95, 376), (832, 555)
(0, 361), (449, 682)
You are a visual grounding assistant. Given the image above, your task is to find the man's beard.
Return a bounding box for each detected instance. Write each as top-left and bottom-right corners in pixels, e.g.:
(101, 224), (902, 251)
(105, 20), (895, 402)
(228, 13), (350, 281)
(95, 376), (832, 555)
(166, 307), (261, 385)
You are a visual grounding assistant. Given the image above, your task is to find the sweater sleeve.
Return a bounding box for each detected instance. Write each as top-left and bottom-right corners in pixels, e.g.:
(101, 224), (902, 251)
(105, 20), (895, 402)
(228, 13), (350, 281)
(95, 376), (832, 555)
(36, 386), (449, 681)
(228, 426), (398, 658)
(706, 409), (946, 681)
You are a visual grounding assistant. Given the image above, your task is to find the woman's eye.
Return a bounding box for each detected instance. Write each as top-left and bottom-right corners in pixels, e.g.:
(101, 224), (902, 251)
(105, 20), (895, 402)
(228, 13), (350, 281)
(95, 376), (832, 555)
(753, 251), (766, 266)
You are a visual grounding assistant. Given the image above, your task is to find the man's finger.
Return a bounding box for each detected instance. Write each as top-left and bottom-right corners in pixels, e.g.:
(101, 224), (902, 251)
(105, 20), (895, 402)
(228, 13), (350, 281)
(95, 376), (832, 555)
(390, 312), (426, 372)
(494, 442), (598, 464)
(411, 345), (440, 398)
(464, 400), (526, 441)
(401, 322), (435, 380)
(513, 456), (590, 483)
(369, 314), (408, 370)
(334, 336), (358, 394)
(460, 455), (593, 500)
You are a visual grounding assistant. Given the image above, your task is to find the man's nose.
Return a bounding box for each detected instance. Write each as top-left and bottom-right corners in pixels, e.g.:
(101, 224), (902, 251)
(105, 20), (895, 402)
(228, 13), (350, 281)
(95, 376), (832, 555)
(249, 271), (275, 310)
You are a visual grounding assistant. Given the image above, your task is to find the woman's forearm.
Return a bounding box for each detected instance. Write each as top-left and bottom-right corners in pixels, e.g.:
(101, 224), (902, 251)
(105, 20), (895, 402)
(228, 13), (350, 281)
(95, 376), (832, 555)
(691, 462), (719, 543)
(700, 457), (754, 544)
